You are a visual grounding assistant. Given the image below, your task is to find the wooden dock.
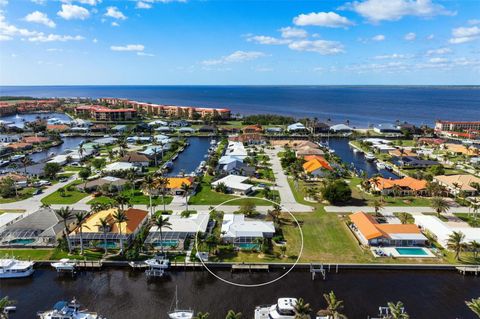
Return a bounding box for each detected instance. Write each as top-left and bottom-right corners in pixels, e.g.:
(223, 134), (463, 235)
(310, 264), (326, 280)
(128, 261), (149, 269)
(456, 266), (480, 275)
(231, 264), (269, 272)
(75, 260), (103, 269)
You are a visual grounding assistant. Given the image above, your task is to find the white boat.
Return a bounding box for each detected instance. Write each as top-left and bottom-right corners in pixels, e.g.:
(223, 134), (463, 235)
(144, 255), (170, 269)
(51, 258), (76, 272)
(0, 258), (35, 278)
(376, 162), (386, 170)
(365, 153), (376, 161)
(254, 298), (298, 319)
(168, 287), (194, 319)
(9, 154), (25, 161)
(210, 140), (217, 145)
(37, 298), (102, 319)
(0, 160), (9, 167)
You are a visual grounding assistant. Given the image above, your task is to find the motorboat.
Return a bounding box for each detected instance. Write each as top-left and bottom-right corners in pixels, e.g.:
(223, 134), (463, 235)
(0, 160), (9, 167)
(365, 153), (376, 161)
(210, 140), (217, 145)
(254, 298), (298, 319)
(144, 255), (170, 269)
(0, 258), (35, 278)
(37, 298), (102, 319)
(168, 287), (194, 319)
(376, 162), (386, 170)
(51, 258), (76, 272)
(368, 305), (407, 319)
(9, 154), (25, 161)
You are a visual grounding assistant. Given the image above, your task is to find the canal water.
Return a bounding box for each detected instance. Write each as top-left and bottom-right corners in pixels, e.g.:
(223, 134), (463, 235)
(0, 268), (478, 318)
(167, 137), (212, 176)
(326, 138), (399, 179)
(0, 112), (71, 129)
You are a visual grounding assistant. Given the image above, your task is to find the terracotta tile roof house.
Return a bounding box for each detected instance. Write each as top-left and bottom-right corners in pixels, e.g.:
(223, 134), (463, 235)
(389, 149), (417, 157)
(243, 124), (263, 134)
(23, 136), (50, 144)
(119, 152), (150, 167)
(303, 156), (333, 177)
(7, 142), (32, 150)
(47, 124), (70, 132)
(434, 174), (480, 196)
(0, 173), (28, 183)
(229, 133), (266, 144)
(295, 147), (325, 157)
(445, 143), (478, 156)
(369, 177), (428, 196)
(69, 208), (148, 249)
(349, 212), (427, 247)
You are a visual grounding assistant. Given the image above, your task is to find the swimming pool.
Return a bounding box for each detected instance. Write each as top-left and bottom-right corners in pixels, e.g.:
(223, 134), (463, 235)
(395, 247), (429, 256)
(237, 243), (259, 250)
(9, 239), (35, 245)
(153, 240), (179, 247)
(96, 242), (118, 249)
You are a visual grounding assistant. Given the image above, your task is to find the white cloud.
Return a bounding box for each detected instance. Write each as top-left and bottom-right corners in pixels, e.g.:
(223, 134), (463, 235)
(279, 27), (307, 38)
(404, 32), (416, 41)
(293, 11), (354, 28)
(31, 0), (46, 4)
(202, 51), (266, 65)
(429, 57), (448, 63)
(93, 38), (98, 43)
(426, 34), (434, 40)
(247, 35), (290, 45)
(46, 48), (63, 52)
(60, 0), (101, 4)
(137, 52), (155, 56)
(345, 0), (455, 23)
(0, 11), (40, 38)
(25, 11), (55, 28)
(28, 34), (84, 42)
(0, 34), (12, 41)
(288, 40), (345, 55)
(111, 21), (119, 27)
(110, 44), (144, 51)
(136, 1), (152, 9)
(372, 34), (385, 41)
(0, 0), (7, 6)
(426, 47), (452, 56)
(449, 26), (480, 44)
(105, 6), (126, 20)
(57, 4), (90, 20)
(374, 53), (413, 59)
(468, 19), (480, 26)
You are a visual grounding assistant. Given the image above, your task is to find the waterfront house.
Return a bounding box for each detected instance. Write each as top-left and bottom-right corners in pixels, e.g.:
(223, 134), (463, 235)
(0, 213), (22, 232)
(146, 212), (209, 249)
(198, 125), (217, 133)
(93, 137), (118, 145)
(229, 133), (266, 145)
(69, 208), (148, 249)
(126, 136), (151, 144)
(169, 120), (190, 127)
(389, 149), (417, 157)
(7, 142), (32, 151)
(372, 144), (396, 153)
(243, 124), (263, 134)
(287, 122), (307, 132)
(295, 146), (325, 158)
(373, 123), (402, 134)
(164, 177), (195, 195)
(23, 136), (50, 144)
(349, 212), (427, 247)
(369, 177), (428, 196)
(46, 124), (70, 133)
(219, 158), (255, 177)
(433, 174), (480, 196)
(77, 176), (127, 193)
(0, 134), (20, 143)
(0, 173), (28, 188)
(148, 120), (168, 127)
(224, 141), (248, 159)
(104, 162), (139, 173)
(221, 214), (275, 246)
(178, 127), (196, 134)
(155, 126), (174, 133)
(119, 152), (150, 167)
(414, 215), (480, 249)
(265, 127), (283, 134)
(313, 122), (331, 133)
(112, 125), (128, 132)
(303, 156), (333, 177)
(392, 156), (439, 169)
(211, 175), (253, 195)
(330, 124), (353, 132)
(0, 208), (75, 247)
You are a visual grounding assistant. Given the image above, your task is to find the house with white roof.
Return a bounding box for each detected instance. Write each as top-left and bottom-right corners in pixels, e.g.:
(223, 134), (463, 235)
(221, 214), (275, 245)
(148, 120), (168, 127)
(211, 175), (253, 194)
(104, 162), (139, 173)
(287, 122), (306, 132)
(330, 124), (353, 132)
(224, 141), (248, 159)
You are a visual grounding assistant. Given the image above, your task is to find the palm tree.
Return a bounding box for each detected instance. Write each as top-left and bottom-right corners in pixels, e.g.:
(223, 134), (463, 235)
(112, 209), (129, 255)
(74, 211), (89, 255)
(294, 298), (311, 319)
(114, 194), (129, 211)
(0, 296), (14, 319)
(151, 214), (172, 255)
(154, 176), (169, 214)
(466, 297), (480, 318)
(181, 182), (192, 213)
(397, 213), (410, 224)
(447, 231), (465, 261)
(127, 170), (137, 196)
(430, 197), (450, 218)
(268, 204), (281, 226)
(78, 142), (85, 161)
(386, 301), (409, 319)
(20, 156), (32, 175)
(194, 313), (210, 319)
(321, 291), (347, 319)
(57, 206), (73, 253)
(373, 199), (384, 217)
(280, 245), (287, 258)
(142, 174), (154, 216)
(107, 149), (116, 162)
(95, 217), (110, 256)
(225, 310), (242, 319)
(470, 240), (480, 259)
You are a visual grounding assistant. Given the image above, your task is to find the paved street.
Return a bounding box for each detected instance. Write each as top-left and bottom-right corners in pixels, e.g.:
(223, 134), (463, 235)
(324, 205), (471, 215)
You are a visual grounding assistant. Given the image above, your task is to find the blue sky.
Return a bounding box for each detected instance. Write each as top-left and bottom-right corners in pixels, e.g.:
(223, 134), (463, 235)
(0, 0), (479, 85)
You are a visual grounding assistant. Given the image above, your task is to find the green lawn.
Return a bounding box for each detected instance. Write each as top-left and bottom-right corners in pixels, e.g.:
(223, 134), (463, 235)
(0, 249), (54, 260)
(0, 187), (35, 204)
(41, 180), (89, 205)
(87, 190), (173, 206)
(455, 213), (480, 227)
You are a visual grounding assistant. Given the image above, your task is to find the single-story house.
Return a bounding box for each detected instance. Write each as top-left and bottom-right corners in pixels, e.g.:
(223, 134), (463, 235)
(414, 215), (480, 249)
(389, 149), (417, 157)
(0, 213), (22, 232)
(0, 173), (28, 188)
(146, 212), (210, 249)
(393, 156), (440, 169)
(221, 214), (275, 245)
(369, 177), (428, 196)
(372, 144), (397, 153)
(243, 124), (263, 134)
(229, 134), (266, 145)
(77, 176), (127, 192)
(119, 152), (150, 167)
(7, 142), (32, 151)
(349, 212), (427, 247)
(211, 175), (253, 195)
(169, 120), (190, 127)
(198, 125), (217, 133)
(220, 159), (256, 176)
(178, 127), (196, 134)
(23, 136), (50, 144)
(265, 127), (283, 134)
(165, 177), (195, 195)
(224, 141), (248, 159)
(69, 208), (148, 249)
(155, 126), (174, 133)
(303, 156), (333, 177)
(104, 162), (139, 173)
(330, 124), (353, 132)
(93, 137), (118, 145)
(148, 120), (168, 127)
(373, 123), (402, 134)
(126, 136), (151, 144)
(112, 125), (128, 132)
(295, 146), (325, 158)
(433, 174), (480, 196)
(287, 122), (306, 132)
(0, 208), (75, 247)
(47, 124), (70, 132)
(313, 122), (331, 133)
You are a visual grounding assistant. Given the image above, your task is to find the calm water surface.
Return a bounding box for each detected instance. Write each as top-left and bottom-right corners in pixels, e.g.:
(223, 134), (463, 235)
(168, 137), (212, 176)
(0, 268), (478, 318)
(0, 112), (71, 129)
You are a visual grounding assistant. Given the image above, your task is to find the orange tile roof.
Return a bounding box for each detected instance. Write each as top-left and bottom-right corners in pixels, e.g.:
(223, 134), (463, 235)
(303, 157), (332, 172)
(389, 149), (417, 157)
(75, 208), (148, 235)
(47, 124), (70, 131)
(370, 177), (427, 191)
(167, 177), (193, 189)
(8, 142), (32, 150)
(23, 136), (49, 144)
(349, 212), (422, 240)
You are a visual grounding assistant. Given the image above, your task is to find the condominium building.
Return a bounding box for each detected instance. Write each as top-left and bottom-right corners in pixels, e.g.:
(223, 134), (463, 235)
(75, 105), (137, 121)
(435, 120), (480, 133)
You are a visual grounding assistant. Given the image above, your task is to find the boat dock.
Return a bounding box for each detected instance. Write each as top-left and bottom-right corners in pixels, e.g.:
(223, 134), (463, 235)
(231, 264), (269, 272)
(75, 260), (103, 269)
(456, 266), (480, 275)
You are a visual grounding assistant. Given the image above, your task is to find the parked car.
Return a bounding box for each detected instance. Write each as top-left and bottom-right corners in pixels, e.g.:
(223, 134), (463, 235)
(32, 189), (42, 195)
(33, 180), (51, 187)
(59, 177), (68, 183)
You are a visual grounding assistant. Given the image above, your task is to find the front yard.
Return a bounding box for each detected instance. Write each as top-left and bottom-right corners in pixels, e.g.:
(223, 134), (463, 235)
(41, 180), (89, 205)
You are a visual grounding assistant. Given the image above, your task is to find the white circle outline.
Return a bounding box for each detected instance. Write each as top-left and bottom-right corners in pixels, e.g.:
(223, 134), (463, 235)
(194, 196), (304, 288)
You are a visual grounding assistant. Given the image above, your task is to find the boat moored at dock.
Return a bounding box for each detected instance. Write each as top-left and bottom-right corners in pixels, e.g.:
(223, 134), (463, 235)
(51, 259), (76, 273)
(365, 153), (376, 161)
(0, 258), (35, 278)
(254, 298), (297, 319)
(37, 298), (103, 319)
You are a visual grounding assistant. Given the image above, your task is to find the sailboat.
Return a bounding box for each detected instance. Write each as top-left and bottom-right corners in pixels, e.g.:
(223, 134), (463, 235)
(168, 287), (194, 319)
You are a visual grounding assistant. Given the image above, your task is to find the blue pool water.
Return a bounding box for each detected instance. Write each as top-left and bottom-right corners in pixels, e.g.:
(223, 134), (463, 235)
(8, 238), (35, 245)
(395, 247), (428, 256)
(153, 240), (179, 247)
(237, 243), (259, 250)
(96, 242), (118, 249)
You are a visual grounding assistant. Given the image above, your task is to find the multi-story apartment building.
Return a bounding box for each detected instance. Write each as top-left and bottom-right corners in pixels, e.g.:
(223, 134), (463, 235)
(435, 120), (480, 133)
(98, 98), (231, 120)
(75, 105), (137, 122)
